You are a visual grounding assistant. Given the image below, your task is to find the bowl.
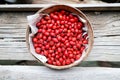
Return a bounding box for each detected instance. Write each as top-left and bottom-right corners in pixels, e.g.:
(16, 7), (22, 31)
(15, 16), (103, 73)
(26, 4), (94, 69)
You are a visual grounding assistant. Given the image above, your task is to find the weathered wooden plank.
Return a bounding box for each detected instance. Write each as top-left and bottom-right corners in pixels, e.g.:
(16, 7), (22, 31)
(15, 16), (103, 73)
(0, 12), (120, 37)
(33, 0), (80, 4)
(0, 4), (120, 11)
(0, 34), (25, 38)
(0, 36), (120, 46)
(0, 12), (120, 61)
(0, 29), (26, 33)
(0, 66), (120, 80)
(0, 46), (120, 61)
(32, 0), (105, 4)
(0, 42), (26, 47)
(0, 38), (25, 41)
(0, 24), (27, 28)
(94, 36), (120, 45)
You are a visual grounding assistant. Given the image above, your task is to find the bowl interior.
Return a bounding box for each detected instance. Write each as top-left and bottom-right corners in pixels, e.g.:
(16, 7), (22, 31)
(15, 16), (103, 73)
(26, 5), (94, 69)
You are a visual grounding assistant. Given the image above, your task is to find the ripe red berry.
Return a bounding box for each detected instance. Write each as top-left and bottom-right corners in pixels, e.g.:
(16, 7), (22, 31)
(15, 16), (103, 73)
(83, 39), (88, 44)
(62, 60), (66, 65)
(80, 46), (85, 52)
(58, 14), (63, 20)
(71, 58), (75, 63)
(49, 41), (54, 46)
(76, 54), (82, 60)
(33, 43), (38, 48)
(60, 10), (65, 14)
(33, 38), (38, 43)
(51, 53), (55, 57)
(44, 16), (50, 20)
(51, 57), (55, 61)
(36, 22), (41, 27)
(69, 18), (75, 23)
(69, 53), (74, 58)
(53, 38), (58, 43)
(33, 10), (88, 66)
(47, 59), (52, 64)
(72, 37), (76, 41)
(64, 51), (68, 57)
(42, 36), (47, 40)
(56, 60), (61, 66)
(53, 61), (57, 65)
(38, 29), (42, 33)
(59, 58), (63, 63)
(35, 47), (41, 54)
(52, 15), (59, 20)
(44, 51), (48, 56)
(44, 32), (49, 36)
(66, 59), (71, 65)
(58, 47), (62, 53)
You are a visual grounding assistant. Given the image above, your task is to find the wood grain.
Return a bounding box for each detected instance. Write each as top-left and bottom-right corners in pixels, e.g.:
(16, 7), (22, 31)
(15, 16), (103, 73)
(0, 66), (120, 80)
(0, 4), (120, 11)
(0, 11), (120, 61)
(33, 0), (80, 4)
(32, 0), (105, 4)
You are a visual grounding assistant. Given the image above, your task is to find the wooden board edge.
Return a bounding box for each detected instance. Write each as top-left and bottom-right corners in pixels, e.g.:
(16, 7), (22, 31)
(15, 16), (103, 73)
(0, 3), (120, 11)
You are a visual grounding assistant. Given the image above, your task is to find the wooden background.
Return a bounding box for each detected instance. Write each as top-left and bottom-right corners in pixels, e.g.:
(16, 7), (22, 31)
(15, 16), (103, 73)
(0, 11), (120, 61)
(32, 0), (106, 4)
(0, 2), (120, 80)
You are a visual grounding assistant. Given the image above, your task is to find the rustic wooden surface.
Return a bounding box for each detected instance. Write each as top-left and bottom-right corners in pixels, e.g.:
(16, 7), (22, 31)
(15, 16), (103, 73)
(0, 11), (120, 61)
(0, 66), (120, 80)
(0, 4), (120, 11)
(32, 0), (106, 4)
(0, 4), (120, 79)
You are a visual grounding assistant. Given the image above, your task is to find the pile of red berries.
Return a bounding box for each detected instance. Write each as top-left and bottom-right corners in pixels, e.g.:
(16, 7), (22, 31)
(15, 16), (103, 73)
(32, 10), (88, 66)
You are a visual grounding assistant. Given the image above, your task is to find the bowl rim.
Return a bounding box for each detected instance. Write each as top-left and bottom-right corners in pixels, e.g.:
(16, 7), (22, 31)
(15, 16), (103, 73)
(26, 4), (94, 69)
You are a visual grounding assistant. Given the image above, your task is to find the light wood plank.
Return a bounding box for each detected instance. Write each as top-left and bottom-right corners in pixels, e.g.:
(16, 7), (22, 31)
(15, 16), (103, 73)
(0, 46), (120, 61)
(32, 0), (105, 4)
(0, 12), (120, 37)
(0, 11), (120, 61)
(33, 0), (80, 4)
(0, 4), (120, 11)
(0, 66), (120, 80)
(1, 36), (120, 46)
(0, 34), (25, 38)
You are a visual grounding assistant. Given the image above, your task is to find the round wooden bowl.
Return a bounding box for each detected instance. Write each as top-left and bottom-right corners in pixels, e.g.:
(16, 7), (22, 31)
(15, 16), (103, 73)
(26, 5), (94, 69)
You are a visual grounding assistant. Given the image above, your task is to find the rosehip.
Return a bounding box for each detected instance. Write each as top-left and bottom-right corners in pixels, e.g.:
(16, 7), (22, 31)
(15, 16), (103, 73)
(66, 59), (71, 65)
(36, 22), (41, 27)
(33, 10), (88, 66)
(35, 47), (41, 54)
(83, 39), (88, 44)
(56, 60), (61, 66)
(76, 54), (82, 60)
(33, 38), (38, 43)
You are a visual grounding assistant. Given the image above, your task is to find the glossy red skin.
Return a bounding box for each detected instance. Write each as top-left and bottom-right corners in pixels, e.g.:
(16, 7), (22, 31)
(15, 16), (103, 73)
(33, 10), (88, 66)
